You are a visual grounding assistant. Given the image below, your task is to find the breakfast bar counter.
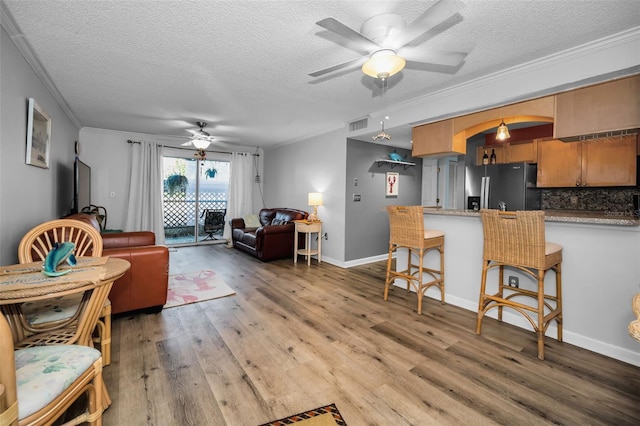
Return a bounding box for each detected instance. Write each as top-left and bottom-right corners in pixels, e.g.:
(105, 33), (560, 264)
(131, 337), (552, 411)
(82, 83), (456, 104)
(422, 207), (640, 226)
(397, 208), (640, 366)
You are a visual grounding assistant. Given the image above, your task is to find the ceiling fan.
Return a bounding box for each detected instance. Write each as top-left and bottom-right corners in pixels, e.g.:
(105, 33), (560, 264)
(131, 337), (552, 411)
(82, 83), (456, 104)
(309, 0), (467, 80)
(181, 121), (215, 159)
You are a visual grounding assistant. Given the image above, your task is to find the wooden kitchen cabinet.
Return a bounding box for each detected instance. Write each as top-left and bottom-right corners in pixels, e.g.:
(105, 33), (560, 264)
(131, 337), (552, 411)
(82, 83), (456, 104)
(582, 136), (637, 186)
(475, 146), (487, 165)
(508, 140), (538, 163)
(537, 136), (637, 187)
(412, 119), (466, 157)
(537, 139), (582, 187)
(554, 75), (640, 140)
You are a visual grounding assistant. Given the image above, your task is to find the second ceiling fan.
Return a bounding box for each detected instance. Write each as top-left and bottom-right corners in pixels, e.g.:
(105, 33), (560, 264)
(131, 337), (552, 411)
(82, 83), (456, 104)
(182, 121), (216, 159)
(309, 0), (468, 80)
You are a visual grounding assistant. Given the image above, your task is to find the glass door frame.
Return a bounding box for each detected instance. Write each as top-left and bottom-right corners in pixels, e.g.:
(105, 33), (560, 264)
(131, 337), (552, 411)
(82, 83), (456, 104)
(162, 148), (230, 246)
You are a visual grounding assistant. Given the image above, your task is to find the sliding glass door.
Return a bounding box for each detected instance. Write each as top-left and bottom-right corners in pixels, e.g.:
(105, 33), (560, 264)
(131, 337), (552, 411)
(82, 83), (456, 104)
(162, 152), (229, 245)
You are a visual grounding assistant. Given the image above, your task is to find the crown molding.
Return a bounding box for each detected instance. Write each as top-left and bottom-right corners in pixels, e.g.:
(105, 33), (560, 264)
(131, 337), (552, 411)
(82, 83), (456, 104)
(1, 1), (82, 129)
(80, 126), (259, 152)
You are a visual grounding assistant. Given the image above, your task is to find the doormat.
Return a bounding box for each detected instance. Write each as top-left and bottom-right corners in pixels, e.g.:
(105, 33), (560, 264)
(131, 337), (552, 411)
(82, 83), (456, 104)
(165, 269), (235, 309)
(259, 403), (347, 426)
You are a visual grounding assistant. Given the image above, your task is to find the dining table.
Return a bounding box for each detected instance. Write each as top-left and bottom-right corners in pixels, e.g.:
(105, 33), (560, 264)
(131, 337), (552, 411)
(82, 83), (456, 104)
(0, 256), (130, 409)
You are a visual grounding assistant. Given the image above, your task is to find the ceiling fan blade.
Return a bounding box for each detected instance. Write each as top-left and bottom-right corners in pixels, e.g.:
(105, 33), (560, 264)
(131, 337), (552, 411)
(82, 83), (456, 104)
(401, 46), (467, 67)
(188, 129), (211, 137)
(404, 59), (465, 75)
(309, 56), (366, 77)
(181, 140), (193, 146)
(389, 0), (465, 50)
(316, 17), (380, 54)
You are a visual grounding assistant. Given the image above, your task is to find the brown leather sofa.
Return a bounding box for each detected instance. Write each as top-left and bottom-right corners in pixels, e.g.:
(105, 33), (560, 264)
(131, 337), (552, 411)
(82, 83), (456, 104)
(67, 213), (169, 314)
(231, 208), (308, 261)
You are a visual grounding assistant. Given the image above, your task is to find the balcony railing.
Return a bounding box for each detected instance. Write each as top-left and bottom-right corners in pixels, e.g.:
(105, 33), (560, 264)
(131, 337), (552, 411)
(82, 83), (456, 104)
(163, 191), (227, 228)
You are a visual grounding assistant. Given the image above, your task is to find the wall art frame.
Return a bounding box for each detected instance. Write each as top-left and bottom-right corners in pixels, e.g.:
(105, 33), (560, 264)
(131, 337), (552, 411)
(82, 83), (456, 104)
(26, 98), (51, 168)
(386, 172), (399, 196)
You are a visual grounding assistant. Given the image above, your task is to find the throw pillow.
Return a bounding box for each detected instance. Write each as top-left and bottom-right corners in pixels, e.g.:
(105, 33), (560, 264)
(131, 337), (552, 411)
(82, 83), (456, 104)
(271, 212), (292, 226)
(244, 214), (261, 228)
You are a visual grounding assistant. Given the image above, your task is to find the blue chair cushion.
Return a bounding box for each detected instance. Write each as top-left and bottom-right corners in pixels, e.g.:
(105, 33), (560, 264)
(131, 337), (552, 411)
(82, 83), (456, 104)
(15, 345), (101, 419)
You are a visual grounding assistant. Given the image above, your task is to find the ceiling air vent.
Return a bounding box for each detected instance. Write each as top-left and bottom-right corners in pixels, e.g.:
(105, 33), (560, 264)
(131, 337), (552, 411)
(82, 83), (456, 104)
(349, 117), (368, 132)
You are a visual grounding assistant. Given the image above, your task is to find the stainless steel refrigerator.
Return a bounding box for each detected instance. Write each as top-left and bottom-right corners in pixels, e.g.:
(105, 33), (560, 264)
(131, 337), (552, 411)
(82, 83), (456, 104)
(465, 162), (541, 211)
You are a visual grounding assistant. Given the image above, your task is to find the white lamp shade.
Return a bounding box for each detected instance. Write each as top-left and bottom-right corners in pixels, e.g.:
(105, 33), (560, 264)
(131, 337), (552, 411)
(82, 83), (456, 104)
(192, 138), (211, 150)
(308, 192), (323, 206)
(362, 49), (406, 79)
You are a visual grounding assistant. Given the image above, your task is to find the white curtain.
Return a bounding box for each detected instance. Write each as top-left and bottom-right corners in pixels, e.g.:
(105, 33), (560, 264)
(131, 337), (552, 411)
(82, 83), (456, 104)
(123, 141), (166, 244)
(223, 152), (253, 243)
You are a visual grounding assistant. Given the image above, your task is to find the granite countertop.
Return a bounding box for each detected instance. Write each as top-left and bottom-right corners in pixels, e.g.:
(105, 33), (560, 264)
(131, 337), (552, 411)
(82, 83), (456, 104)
(423, 208), (640, 226)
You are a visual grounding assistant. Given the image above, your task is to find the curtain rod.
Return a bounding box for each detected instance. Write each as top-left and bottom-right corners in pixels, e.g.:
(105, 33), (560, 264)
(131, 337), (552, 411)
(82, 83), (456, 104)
(127, 139), (259, 156)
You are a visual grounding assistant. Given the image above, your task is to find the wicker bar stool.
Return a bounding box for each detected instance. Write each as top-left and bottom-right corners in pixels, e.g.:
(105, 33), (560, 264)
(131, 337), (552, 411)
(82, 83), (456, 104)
(629, 294), (640, 342)
(476, 210), (563, 360)
(384, 205), (445, 315)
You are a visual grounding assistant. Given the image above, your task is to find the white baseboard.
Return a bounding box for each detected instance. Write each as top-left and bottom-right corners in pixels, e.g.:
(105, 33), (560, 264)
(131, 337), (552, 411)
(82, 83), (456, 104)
(342, 254), (389, 268)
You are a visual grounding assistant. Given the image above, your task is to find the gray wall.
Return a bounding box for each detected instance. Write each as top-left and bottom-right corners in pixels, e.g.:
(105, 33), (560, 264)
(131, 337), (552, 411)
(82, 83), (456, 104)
(0, 27), (78, 265)
(345, 139), (421, 262)
(264, 127), (348, 264)
(263, 134), (421, 265)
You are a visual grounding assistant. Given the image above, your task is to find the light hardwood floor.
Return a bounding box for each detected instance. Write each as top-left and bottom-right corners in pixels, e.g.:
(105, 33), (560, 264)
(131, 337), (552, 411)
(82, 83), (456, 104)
(102, 244), (640, 425)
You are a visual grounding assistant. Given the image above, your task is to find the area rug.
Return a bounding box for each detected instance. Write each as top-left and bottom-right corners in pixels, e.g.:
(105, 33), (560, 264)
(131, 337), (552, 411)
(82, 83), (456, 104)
(259, 404), (347, 426)
(165, 269), (235, 309)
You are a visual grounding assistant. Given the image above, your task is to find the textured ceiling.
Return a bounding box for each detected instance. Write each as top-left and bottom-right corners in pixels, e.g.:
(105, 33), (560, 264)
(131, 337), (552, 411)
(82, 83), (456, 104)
(2, 0), (639, 150)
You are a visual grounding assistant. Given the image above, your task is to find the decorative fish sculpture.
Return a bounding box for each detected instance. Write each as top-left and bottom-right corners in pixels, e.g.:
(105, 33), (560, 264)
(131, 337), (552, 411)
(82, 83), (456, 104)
(43, 242), (77, 277)
(388, 150), (407, 162)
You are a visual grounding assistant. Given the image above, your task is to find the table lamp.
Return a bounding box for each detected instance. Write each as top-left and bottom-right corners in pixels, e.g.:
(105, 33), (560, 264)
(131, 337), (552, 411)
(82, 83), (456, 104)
(308, 192), (323, 221)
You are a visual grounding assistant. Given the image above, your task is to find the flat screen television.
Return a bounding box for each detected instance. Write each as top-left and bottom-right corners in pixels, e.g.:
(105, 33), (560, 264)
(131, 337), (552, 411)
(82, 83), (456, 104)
(71, 157), (91, 214)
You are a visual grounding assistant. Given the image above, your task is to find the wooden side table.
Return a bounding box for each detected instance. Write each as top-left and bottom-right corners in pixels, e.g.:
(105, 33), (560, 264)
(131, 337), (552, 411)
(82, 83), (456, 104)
(293, 220), (322, 265)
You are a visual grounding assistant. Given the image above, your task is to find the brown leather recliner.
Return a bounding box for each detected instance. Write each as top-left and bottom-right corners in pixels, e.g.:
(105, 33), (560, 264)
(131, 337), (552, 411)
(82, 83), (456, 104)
(67, 213), (169, 314)
(231, 208), (308, 261)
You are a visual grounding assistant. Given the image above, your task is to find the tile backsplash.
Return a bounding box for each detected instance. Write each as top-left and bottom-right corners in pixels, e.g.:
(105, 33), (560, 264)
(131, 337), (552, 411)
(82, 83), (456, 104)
(542, 187), (640, 214)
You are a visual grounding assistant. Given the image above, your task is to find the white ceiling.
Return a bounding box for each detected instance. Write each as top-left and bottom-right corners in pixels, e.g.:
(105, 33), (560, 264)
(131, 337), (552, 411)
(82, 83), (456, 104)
(2, 0), (639, 150)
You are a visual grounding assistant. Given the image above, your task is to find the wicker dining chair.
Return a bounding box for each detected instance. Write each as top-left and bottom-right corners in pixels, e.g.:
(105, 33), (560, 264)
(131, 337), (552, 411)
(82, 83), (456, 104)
(384, 205), (445, 315)
(17, 219), (112, 365)
(0, 313), (104, 426)
(476, 209), (563, 360)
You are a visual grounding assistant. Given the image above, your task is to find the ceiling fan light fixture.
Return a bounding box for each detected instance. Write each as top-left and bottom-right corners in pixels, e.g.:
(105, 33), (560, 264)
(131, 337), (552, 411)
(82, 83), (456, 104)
(496, 119), (511, 141)
(192, 138), (211, 150)
(362, 49), (406, 79)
